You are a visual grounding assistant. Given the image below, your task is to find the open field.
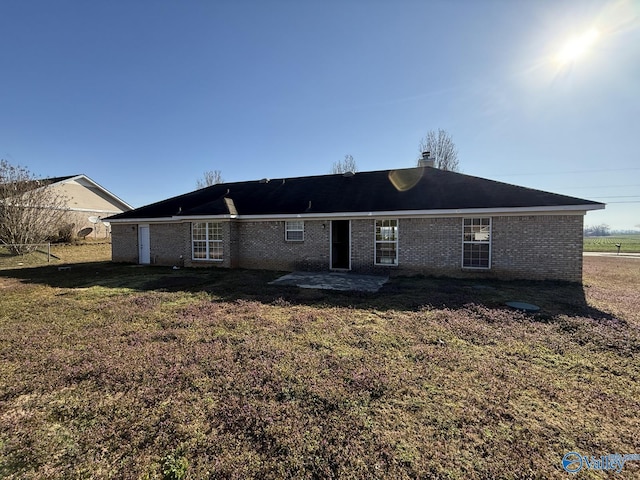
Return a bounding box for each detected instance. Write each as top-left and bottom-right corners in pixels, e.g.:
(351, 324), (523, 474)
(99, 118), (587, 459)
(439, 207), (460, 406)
(584, 234), (640, 253)
(1, 252), (639, 478)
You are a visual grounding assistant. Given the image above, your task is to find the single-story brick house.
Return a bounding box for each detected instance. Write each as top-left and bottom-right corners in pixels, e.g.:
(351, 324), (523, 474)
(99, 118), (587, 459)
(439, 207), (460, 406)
(107, 165), (604, 282)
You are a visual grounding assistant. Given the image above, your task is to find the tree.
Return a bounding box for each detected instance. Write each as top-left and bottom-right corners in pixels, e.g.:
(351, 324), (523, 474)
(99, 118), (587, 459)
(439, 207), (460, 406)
(418, 129), (460, 171)
(0, 159), (68, 253)
(331, 154), (358, 174)
(196, 170), (224, 189)
(584, 224), (610, 237)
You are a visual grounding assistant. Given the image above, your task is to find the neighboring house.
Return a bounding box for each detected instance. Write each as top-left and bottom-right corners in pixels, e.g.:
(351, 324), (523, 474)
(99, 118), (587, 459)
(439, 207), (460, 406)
(107, 166), (604, 282)
(42, 174), (133, 237)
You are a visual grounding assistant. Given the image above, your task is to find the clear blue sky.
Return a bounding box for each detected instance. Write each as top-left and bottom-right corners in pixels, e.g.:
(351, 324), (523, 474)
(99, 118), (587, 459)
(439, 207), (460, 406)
(1, 0), (638, 229)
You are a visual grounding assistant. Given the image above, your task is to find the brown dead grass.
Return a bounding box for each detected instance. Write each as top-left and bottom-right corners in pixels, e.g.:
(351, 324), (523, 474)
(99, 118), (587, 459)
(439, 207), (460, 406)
(583, 256), (640, 326)
(0, 254), (638, 479)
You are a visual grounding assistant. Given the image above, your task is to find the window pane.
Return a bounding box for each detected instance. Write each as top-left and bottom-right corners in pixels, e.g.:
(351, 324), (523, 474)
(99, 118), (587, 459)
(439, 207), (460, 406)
(463, 219), (490, 242)
(286, 230), (304, 241)
(463, 243), (489, 268)
(193, 241), (207, 259)
(462, 218), (491, 268)
(375, 219), (398, 265)
(193, 223), (207, 240)
(209, 222), (222, 241)
(285, 221), (304, 241)
(376, 219), (397, 241)
(287, 220), (303, 230)
(192, 222), (223, 261)
(376, 243), (397, 264)
(209, 241), (223, 260)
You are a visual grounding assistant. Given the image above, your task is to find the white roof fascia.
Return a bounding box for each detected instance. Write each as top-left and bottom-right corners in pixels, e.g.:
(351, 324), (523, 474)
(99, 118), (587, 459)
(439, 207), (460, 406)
(107, 217), (181, 224)
(108, 204), (603, 223)
(229, 204), (605, 221)
(65, 207), (129, 214)
(176, 214), (237, 220)
(107, 214), (235, 224)
(59, 174), (134, 210)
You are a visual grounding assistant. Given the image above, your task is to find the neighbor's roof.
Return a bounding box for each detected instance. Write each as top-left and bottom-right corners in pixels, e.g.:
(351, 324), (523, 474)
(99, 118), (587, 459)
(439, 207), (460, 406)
(107, 166), (605, 221)
(46, 174), (133, 211)
(3, 174), (133, 211)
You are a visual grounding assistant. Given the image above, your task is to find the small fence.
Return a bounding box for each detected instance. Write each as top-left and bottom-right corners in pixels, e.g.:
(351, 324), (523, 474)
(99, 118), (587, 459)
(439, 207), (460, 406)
(0, 243), (54, 268)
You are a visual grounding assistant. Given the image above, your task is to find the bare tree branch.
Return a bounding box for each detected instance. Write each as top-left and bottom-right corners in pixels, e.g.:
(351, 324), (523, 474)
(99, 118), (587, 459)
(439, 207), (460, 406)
(331, 154), (358, 174)
(418, 129), (460, 171)
(196, 170), (224, 189)
(0, 160), (69, 253)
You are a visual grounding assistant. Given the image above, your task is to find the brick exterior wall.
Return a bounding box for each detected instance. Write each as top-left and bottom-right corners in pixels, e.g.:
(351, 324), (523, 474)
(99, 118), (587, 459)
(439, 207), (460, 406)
(350, 220), (375, 272)
(111, 223), (138, 263)
(238, 220), (330, 271)
(109, 213), (585, 282)
(398, 217), (461, 275)
(492, 215), (584, 282)
(149, 223), (190, 267)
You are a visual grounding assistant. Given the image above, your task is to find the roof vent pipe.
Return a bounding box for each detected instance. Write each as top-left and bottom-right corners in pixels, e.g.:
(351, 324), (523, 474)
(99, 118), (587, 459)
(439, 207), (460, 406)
(419, 151), (435, 168)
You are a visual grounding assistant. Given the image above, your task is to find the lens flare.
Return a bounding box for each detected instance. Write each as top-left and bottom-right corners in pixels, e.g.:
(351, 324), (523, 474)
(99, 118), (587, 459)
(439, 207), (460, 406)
(555, 28), (600, 65)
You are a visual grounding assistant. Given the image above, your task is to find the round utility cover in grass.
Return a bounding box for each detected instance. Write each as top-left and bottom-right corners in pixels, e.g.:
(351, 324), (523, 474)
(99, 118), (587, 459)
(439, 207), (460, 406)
(506, 301), (540, 312)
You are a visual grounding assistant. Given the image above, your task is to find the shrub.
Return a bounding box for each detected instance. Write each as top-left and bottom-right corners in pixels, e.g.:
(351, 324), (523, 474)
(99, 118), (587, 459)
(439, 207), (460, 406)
(161, 453), (188, 480)
(57, 223), (75, 243)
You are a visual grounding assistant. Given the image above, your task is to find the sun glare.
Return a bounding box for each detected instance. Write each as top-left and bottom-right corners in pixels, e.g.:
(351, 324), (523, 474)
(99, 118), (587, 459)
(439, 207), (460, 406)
(555, 28), (601, 65)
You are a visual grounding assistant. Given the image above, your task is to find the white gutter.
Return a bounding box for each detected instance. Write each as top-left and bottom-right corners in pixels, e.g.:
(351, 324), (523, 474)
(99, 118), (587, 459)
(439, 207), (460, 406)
(107, 203), (604, 224)
(61, 175), (134, 211)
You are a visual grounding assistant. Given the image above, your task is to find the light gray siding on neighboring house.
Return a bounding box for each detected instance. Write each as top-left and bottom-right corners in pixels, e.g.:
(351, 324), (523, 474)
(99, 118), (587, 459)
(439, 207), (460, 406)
(109, 214), (586, 282)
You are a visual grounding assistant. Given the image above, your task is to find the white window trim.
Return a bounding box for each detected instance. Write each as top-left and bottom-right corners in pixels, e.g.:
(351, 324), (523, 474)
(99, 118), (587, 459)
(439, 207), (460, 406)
(374, 219), (399, 266)
(285, 220), (305, 242)
(461, 217), (492, 270)
(191, 221), (224, 262)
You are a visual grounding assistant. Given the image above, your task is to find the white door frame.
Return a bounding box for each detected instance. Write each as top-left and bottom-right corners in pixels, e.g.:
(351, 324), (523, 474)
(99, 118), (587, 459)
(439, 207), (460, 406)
(138, 224), (150, 264)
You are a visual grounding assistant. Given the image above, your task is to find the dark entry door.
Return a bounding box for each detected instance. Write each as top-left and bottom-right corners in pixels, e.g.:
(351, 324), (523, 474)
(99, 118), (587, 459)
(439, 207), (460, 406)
(331, 220), (350, 269)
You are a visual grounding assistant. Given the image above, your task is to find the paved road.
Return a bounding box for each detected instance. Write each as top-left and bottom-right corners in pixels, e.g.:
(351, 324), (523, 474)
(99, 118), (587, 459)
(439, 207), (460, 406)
(584, 252), (640, 259)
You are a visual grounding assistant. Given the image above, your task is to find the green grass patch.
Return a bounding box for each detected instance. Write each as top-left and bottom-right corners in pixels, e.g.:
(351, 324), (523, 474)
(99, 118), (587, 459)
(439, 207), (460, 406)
(584, 234), (640, 253)
(0, 254), (639, 478)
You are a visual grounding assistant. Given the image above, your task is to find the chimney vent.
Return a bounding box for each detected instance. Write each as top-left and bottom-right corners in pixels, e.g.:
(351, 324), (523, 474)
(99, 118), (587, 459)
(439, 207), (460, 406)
(419, 151), (435, 168)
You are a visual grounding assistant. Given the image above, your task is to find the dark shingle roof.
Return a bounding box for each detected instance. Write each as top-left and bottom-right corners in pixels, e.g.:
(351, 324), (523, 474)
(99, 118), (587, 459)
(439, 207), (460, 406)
(108, 167), (603, 220)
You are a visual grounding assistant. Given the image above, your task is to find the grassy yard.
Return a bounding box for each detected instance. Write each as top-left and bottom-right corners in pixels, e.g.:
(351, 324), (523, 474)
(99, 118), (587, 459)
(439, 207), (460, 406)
(0, 251), (639, 478)
(0, 242), (112, 268)
(584, 234), (640, 253)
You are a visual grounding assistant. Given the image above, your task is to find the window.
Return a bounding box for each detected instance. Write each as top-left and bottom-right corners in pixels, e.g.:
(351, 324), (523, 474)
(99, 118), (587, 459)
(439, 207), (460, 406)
(192, 222), (223, 261)
(375, 219), (398, 265)
(462, 218), (491, 269)
(285, 220), (304, 241)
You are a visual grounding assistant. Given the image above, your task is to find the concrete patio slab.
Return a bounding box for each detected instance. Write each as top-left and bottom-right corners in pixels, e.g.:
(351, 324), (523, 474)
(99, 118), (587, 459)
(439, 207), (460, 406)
(269, 271), (389, 292)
